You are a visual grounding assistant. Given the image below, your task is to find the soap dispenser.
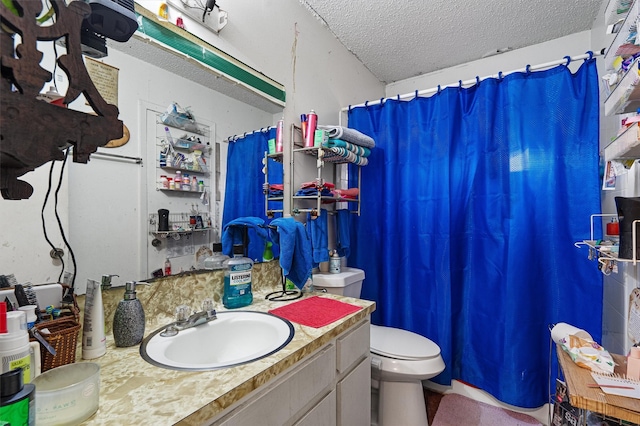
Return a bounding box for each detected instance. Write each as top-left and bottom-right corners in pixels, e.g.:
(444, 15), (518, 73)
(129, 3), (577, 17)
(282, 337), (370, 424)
(112, 281), (145, 347)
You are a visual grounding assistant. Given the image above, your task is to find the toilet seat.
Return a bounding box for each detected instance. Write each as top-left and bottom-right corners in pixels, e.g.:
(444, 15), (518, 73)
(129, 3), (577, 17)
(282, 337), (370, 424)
(370, 324), (441, 360)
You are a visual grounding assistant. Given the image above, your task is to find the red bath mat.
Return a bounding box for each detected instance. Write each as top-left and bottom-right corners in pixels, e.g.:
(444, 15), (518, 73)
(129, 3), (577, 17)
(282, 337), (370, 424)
(269, 296), (362, 328)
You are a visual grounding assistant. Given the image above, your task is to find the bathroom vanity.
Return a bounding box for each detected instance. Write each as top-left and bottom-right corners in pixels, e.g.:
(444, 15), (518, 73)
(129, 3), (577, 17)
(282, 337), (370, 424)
(78, 267), (375, 425)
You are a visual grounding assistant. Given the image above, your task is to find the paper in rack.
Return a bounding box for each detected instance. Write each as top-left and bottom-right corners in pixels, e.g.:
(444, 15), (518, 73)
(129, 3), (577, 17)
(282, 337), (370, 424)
(590, 372), (640, 399)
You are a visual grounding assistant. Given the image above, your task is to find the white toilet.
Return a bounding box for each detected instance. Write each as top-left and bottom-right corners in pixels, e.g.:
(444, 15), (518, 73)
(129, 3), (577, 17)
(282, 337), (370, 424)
(313, 267), (445, 426)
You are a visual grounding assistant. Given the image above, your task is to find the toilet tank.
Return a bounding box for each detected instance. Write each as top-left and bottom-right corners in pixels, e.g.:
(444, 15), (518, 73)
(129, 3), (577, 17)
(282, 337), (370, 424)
(312, 267), (365, 298)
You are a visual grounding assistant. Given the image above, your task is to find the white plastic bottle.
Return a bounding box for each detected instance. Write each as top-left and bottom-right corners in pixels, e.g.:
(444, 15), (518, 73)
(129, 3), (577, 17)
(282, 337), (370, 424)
(82, 279), (107, 359)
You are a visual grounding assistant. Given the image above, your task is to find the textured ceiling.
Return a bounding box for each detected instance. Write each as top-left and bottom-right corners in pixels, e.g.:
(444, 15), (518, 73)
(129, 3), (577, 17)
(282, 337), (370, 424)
(300, 0), (603, 84)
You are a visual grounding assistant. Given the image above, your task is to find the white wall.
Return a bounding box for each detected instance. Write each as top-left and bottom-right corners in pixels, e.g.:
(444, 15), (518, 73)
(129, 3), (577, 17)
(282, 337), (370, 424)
(386, 31), (593, 97)
(0, 0), (384, 292)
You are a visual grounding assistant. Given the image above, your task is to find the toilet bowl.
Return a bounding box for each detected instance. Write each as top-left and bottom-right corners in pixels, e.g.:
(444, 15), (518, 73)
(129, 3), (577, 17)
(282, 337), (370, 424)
(370, 324), (445, 426)
(313, 268), (445, 426)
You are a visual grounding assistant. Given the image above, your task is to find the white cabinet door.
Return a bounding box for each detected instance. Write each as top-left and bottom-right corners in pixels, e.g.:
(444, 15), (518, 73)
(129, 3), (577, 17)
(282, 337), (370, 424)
(337, 356), (371, 426)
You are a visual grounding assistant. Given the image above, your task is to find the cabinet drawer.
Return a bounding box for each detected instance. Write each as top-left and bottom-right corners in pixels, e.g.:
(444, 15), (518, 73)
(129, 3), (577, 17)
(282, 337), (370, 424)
(336, 319), (370, 374)
(215, 344), (336, 426)
(337, 357), (371, 426)
(294, 389), (337, 426)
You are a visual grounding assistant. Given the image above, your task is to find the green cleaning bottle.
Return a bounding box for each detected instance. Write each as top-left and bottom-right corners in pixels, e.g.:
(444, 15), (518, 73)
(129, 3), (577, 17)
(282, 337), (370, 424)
(223, 244), (253, 308)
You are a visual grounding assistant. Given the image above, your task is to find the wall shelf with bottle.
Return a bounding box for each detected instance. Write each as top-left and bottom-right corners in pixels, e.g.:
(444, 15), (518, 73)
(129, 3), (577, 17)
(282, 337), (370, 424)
(156, 113), (211, 194)
(148, 212), (212, 237)
(604, 121), (640, 161)
(573, 213), (640, 275)
(290, 124), (361, 217)
(603, 0), (640, 116)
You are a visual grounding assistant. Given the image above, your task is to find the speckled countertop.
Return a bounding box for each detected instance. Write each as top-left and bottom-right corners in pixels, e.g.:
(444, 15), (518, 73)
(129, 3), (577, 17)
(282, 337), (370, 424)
(73, 261), (375, 425)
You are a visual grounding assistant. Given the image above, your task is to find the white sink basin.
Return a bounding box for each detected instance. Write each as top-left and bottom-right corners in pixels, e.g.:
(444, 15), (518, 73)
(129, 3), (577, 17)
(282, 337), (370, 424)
(140, 311), (294, 371)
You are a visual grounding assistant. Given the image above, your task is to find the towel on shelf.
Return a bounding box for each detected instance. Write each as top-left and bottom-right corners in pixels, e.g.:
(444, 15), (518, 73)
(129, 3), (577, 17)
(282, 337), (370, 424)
(324, 147), (369, 166)
(308, 210), (329, 265)
(269, 217), (313, 289)
(332, 188), (359, 199)
(336, 209), (351, 258)
(318, 125), (376, 149)
(323, 139), (371, 157)
(222, 217), (268, 258)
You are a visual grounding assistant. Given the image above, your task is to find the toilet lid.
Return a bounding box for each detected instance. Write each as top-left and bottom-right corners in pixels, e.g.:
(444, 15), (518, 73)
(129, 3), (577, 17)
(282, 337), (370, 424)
(370, 324), (441, 360)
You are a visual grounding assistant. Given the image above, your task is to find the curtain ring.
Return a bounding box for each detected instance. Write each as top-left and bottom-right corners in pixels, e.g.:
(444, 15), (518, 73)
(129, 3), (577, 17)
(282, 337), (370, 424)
(348, 105), (352, 112)
(475, 76), (480, 85)
(564, 55), (571, 66)
(458, 80), (463, 89)
(498, 71), (503, 81)
(365, 100), (369, 108)
(380, 97), (385, 105)
(526, 64), (531, 74)
(585, 50), (593, 61)
(437, 85), (441, 94)
(415, 90), (419, 99)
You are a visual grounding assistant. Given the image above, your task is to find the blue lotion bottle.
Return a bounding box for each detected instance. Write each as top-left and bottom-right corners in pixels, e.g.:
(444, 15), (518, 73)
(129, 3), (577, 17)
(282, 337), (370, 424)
(223, 244), (253, 308)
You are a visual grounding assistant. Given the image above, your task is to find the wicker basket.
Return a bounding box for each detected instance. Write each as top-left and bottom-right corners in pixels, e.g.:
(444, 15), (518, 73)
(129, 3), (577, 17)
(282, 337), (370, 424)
(32, 317), (81, 372)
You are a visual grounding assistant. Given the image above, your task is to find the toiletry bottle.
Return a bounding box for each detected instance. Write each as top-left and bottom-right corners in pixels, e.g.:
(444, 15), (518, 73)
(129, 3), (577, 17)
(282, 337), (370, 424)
(82, 279), (107, 359)
(223, 244), (253, 309)
(0, 368), (35, 426)
(0, 305), (40, 384)
(112, 281), (145, 347)
(628, 346), (640, 381)
(164, 258), (171, 276)
(330, 250), (341, 274)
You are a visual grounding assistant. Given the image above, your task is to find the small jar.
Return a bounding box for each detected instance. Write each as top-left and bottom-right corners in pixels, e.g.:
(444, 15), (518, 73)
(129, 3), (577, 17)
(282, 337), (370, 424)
(168, 177), (174, 190)
(160, 175), (168, 189)
(174, 171), (182, 190)
(198, 180), (204, 192)
(191, 176), (198, 191)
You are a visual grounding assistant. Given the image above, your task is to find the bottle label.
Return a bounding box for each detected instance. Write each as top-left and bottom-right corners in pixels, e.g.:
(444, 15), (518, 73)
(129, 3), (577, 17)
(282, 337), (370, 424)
(227, 264), (252, 296)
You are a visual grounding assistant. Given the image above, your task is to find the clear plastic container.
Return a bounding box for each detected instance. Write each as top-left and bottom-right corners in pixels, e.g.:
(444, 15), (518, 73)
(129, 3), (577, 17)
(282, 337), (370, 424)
(204, 243), (229, 270)
(33, 362), (100, 426)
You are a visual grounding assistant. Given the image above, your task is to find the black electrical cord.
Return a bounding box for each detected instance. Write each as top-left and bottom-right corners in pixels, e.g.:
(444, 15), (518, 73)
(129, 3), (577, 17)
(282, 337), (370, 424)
(41, 159), (65, 282)
(54, 148), (77, 302)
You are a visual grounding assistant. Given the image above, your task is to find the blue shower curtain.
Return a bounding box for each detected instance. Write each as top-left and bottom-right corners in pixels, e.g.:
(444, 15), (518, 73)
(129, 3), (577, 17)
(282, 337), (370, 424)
(348, 58), (602, 408)
(223, 128), (283, 261)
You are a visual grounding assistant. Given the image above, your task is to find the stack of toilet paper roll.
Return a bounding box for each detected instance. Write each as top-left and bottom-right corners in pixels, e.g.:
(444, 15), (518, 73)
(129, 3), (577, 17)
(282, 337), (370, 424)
(551, 322), (614, 374)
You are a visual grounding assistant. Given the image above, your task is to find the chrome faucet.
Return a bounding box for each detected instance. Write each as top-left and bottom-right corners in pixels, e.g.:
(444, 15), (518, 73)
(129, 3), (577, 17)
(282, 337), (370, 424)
(161, 299), (217, 337)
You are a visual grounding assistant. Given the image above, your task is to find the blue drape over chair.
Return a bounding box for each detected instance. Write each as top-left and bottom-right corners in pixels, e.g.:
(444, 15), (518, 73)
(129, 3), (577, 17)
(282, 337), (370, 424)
(223, 128), (283, 261)
(347, 58), (602, 408)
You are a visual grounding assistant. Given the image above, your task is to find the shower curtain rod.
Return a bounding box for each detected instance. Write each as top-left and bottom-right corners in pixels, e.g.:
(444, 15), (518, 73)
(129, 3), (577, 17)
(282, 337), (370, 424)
(226, 125), (275, 143)
(340, 49), (605, 112)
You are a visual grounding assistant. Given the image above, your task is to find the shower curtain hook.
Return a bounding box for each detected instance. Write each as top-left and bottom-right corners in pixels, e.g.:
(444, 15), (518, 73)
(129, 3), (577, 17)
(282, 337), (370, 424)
(525, 64), (531, 74)
(380, 97), (385, 105)
(365, 100), (369, 108)
(585, 51), (593, 61)
(415, 90), (419, 99)
(397, 94), (401, 100)
(564, 55), (571, 66)
(498, 71), (503, 81)
(475, 76), (480, 85)
(437, 85), (441, 94)
(458, 80), (463, 89)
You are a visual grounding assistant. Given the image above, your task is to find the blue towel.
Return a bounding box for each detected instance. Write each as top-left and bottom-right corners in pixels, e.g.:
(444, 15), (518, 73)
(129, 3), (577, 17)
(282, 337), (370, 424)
(222, 217), (268, 259)
(269, 218), (312, 289)
(308, 210), (329, 265)
(336, 209), (351, 258)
